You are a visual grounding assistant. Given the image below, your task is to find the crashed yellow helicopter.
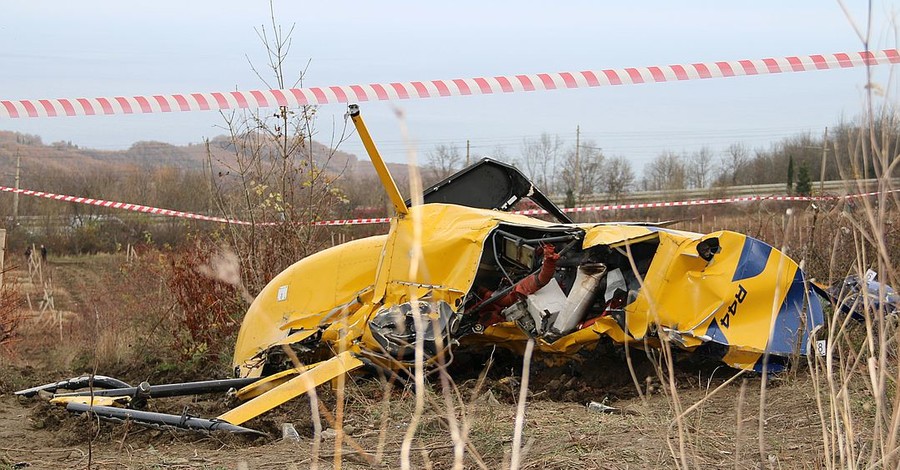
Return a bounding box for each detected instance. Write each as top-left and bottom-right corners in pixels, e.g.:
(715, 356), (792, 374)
(20, 104), (825, 434)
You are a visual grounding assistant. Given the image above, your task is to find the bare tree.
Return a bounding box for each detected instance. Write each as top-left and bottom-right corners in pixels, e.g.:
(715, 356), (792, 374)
(603, 156), (635, 202)
(686, 147), (714, 189)
(560, 140), (604, 201)
(519, 133), (564, 192)
(723, 143), (750, 186)
(642, 151), (686, 191)
(426, 144), (463, 181)
(208, 6), (351, 292)
(518, 138), (542, 183)
(488, 145), (513, 164)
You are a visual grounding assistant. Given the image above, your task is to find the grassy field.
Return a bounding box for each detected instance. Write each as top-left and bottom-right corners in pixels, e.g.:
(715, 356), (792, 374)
(0, 197), (897, 469)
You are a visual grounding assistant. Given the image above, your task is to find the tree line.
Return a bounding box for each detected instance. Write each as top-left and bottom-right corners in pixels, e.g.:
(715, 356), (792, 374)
(424, 115), (900, 205)
(2, 113), (898, 256)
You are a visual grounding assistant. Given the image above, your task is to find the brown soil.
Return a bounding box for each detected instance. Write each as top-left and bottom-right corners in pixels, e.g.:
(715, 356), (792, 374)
(0, 370), (835, 469)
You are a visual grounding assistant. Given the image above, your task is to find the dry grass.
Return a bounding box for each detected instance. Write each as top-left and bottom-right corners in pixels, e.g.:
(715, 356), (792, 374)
(0, 282), (22, 355)
(3, 163), (898, 470)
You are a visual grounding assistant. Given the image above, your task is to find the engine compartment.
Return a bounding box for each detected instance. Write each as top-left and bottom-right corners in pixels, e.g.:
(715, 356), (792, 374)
(457, 223), (659, 343)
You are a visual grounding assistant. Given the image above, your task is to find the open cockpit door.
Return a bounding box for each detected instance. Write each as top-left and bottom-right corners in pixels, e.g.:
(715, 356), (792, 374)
(413, 158), (573, 224)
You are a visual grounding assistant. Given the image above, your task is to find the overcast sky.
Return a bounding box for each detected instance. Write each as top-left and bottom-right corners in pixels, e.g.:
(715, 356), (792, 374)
(1, 1), (899, 171)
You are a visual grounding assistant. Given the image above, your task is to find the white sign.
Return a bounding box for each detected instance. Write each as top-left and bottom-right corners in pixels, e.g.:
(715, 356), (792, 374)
(816, 340), (828, 357)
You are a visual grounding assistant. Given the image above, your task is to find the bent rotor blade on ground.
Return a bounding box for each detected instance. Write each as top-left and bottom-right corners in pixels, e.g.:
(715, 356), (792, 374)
(218, 351), (364, 426)
(15, 375), (131, 398)
(66, 403), (266, 436)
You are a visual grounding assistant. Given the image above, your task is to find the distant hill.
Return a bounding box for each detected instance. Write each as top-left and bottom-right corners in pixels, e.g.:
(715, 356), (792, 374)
(0, 130), (412, 187)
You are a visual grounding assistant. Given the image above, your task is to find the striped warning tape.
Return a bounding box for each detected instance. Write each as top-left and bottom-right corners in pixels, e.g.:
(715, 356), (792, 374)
(514, 191), (897, 216)
(313, 217), (391, 226)
(0, 185), (252, 225)
(2, 183), (892, 226)
(2, 49), (897, 119)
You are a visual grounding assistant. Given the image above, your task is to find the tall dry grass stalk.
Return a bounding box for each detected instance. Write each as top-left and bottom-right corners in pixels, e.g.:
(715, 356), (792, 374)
(807, 4), (900, 467)
(757, 208), (794, 466)
(396, 106), (429, 470)
(621, 242), (695, 468)
(509, 338), (534, 470)
(396, 108), (477, 469)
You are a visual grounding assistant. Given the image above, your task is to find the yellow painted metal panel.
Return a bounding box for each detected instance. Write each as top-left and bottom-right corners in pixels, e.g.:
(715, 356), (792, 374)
(581, 225), (701, 249)
(349, 105), (408, 216)
(625, 231), (797, 354)
(581, 225), (657, 248)
(374, 204), (536, 304)
(232, 236), (385, 374)
(219, 351), (364, 425)
(235, 365), (313, 401)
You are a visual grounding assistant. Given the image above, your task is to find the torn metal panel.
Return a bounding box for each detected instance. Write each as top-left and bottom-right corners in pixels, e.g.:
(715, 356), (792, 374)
(829, 270), (899, 321)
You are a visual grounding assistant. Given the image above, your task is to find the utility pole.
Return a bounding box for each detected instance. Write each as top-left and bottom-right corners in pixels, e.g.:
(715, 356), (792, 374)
(204, 152), (213, 214)
(466, 139), (470, 166)
(575, 125), (581, 197)
(13, 150), (20, 223)
(819, 127), (829, 194)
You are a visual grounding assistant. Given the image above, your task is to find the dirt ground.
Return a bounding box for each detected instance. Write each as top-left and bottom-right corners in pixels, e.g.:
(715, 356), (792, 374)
(0, 368), (836, 470)
(0, 256), (870, 469)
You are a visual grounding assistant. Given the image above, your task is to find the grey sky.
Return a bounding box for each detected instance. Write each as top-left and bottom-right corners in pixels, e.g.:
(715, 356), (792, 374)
(1, 1), (898, 171)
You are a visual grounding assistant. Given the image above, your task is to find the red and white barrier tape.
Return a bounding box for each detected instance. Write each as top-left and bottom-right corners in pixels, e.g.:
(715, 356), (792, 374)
(515, 190), (898, 216)
(2, 184), (895, 226)
(313, 217), (391, 226)
(0, 185), (252, 225)
(2, 49), (897, 119)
